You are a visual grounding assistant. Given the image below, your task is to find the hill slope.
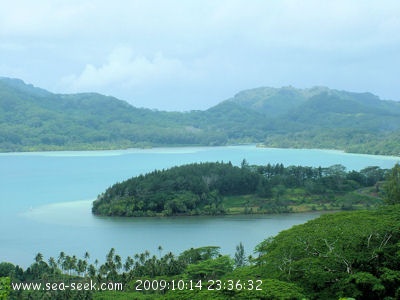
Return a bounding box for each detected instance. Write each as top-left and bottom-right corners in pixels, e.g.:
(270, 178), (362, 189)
(223, 86), (400, 155)
(0, 78), (228, 151)
(1, 77), (400, 154)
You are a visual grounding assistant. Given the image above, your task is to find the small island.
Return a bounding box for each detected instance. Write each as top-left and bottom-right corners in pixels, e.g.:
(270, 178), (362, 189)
(92, 161), (386, 217)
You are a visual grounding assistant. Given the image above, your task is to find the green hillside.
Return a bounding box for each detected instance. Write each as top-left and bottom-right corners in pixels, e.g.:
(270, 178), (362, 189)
(224, 86), (400, 155)
(1, 77), (400, 155)
(0, 78), (225, 151)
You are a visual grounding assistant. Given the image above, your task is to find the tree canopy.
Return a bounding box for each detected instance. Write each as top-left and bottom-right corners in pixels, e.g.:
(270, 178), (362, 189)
(92, 161), (387, 217)
(384, 163), (400, 204)
(254, 205), (400, 299)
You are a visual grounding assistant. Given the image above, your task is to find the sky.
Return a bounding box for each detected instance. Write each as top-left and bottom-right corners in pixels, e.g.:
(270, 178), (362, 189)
(1, 0), (400, 111)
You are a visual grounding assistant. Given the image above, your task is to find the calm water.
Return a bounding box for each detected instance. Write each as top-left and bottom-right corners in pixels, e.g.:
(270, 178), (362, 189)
(0, 145), (398, 267)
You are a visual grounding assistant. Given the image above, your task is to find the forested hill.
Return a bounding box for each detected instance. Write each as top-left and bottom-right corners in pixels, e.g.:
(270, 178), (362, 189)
(1, 77), (400, 154)
(0, 77), (252, 151)
(222, 86), (400, 155)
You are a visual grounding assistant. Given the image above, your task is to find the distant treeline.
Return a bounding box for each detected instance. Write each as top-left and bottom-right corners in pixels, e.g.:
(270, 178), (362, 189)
(92, 161), (387, 217)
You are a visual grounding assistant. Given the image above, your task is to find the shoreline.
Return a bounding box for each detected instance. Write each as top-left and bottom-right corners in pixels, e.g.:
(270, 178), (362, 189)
(24, 198), (336, 220)
(92, 206), (366, 219)
(1, 144), (399, 159)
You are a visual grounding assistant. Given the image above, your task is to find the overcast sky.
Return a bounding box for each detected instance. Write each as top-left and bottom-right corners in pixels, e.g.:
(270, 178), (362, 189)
(1, 0), (399, 111)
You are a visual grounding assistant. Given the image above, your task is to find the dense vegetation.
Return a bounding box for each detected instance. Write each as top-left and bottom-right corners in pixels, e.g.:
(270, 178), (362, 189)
(93, 161), (259, 216)
(0, 244), (307, 300)
(227, 87), (400, 156)
(92, 161), (387, 217)
(2, 77), (400, 155)
(255, 206), (400, 299)
(2, 207), (400, 299)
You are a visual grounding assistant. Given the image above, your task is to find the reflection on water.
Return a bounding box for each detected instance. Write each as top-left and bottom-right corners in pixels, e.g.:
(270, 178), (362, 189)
(21, 199), (322, 228)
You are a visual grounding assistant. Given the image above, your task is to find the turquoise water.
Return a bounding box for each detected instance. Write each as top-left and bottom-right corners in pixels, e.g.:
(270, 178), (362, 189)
(0, 146), (398, 267)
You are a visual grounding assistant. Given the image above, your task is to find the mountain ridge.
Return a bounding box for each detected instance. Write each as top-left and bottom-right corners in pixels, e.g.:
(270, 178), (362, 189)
(1, 77), (399, 155)
(224, 85), (398, 115)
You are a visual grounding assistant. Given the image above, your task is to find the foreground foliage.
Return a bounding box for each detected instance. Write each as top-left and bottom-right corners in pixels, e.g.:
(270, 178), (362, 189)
(384, 163), (400, 205)
(2, 204), (400, 299)
(256, 205), (400, 299)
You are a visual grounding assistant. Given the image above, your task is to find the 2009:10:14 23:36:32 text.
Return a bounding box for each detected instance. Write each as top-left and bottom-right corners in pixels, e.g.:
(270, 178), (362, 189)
(135, 279), (263, 291)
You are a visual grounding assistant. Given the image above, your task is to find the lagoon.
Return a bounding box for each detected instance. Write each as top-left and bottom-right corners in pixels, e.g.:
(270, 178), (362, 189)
(0, 146), (398, 267)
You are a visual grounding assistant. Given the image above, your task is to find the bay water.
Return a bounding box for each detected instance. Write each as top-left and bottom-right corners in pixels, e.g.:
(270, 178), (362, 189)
(0, 145), (398, 267)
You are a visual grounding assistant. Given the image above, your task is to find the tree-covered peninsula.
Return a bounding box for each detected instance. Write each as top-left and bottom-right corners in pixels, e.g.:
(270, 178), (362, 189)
(92, 161), (387, 217)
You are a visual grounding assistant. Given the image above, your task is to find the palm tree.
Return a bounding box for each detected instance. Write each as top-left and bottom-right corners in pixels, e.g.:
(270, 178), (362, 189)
(94, 258), (99, 269)
(33, 252), (44, 279)
(88, 264), (96, 278)
(35, 252), (43, 263)
(48, 257), (57, 279)
(106, 248), (115, 263)
(139, 253), (146, 265)
(114, 254), (122, 273)
(71, 255), (78, 276)
(63, 256), (71, 277)
(148, 255), (158, 277)
(158, 245), (163, 258)
(133, 253), (140, 263)
(77, 259), (87, 277)
(84, 251), (90, 261)
(98, 264), (107, 279)
(58, 251), (66, 275)
(124, 256), (134, 273)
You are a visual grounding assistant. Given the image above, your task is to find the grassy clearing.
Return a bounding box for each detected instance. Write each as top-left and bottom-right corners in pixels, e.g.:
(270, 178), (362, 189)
(222, 187), (383, 215)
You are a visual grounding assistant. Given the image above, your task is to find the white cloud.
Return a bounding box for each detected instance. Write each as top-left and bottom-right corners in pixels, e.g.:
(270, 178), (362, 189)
(62, 46), (191, 92)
